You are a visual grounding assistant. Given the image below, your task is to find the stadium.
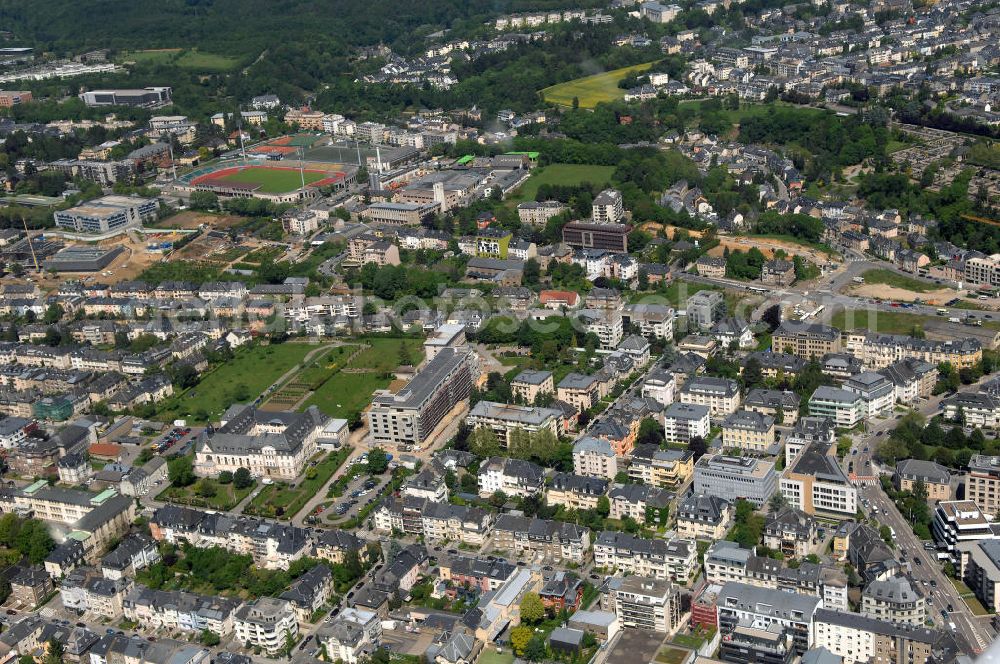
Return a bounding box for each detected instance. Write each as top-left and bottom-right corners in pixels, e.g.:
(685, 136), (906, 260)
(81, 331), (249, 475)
(178, 157), (354, 204)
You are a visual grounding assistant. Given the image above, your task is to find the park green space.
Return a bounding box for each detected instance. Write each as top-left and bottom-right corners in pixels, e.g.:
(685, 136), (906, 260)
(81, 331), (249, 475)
(245, 449), (350, 519)
(155, 343), (320, 423)
(679, 99), (825, 125)
(859, 268), (941, 293)
(507, 163), (615, 204)
(215, 166), (328, 193)
(300, 338), (424, 419)
(541, 61), (657, 108)
(156, 480), (255, 511)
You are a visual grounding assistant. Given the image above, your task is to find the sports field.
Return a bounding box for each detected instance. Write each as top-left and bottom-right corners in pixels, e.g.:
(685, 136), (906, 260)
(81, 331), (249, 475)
(192, 165), (339, 193)
(541, 61), (657, 108)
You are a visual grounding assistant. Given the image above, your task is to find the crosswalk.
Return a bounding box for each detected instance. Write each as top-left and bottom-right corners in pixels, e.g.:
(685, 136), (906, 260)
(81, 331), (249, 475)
(850, 474), (880, 486)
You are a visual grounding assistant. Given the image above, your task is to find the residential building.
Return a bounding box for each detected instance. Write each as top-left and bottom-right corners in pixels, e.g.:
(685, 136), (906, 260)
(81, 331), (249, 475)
(594, 532), (697, 582)
(641, 370), (676, 407)
(607, 483), (673, 523)
(780, 441), (857, 518)
(861, 574), (926, 626)
(679, 376), (740, 417)
(557, 373), (600, 412)
(491, 515), (590, 564)
(686, 291), (725, 331)
(844, 332), (981, 371)
(944, 392), (1000, 429)
(693, 454), (778, 508)
(808, 386), (863, 428)
(785, 417), (836, 465)
(592, 189), (625, 224)
(194, 405), (324, 480)
(811, 608), (959, 664)
(663, 402), (710, 443)
(547, 473), (608, 511)
(894, 460), (951, 501)
(9, 567), (53, 608)
(478, 457), (545, 498)
(627, 445), (693, 488)
(511, 370), (554, 404)
(743, 389), (800, 426)
(279, 564), (334, 623)
(877, 358), (937, 404)
(605, 576), (681, 632)
(676, 493), (733, 540)
(233, 598), (298, 656)
(572, 437), (618, 480)
(123, 586), (239, 635)
(100, 535), (160, 580)
(761, 259), (795, 286)
(367, 348), (473, 446)
(763, 508), (816, 558)
(467, 401), (560, 448)
(843, 372), (895, 418)
(717, 582), (821, 656)
(957, 539), (1000, 613)
(722, 410), (775, 453)
(772, 322), (842, 359)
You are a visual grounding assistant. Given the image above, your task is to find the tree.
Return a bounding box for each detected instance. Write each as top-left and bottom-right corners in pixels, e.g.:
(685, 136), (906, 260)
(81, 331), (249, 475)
(524, 636), (547, 662)
(688, 436), (708, 460)
(196, 479), (217, 498)
(596, 495), (610, 518)
(168, 455), (196, 487)
(200, 630), (221, 647)
(190, 191), (219, 211)
(44, 639), (64, 664)
(233, 467), (254, 489)
(510, 626), (534, 656)
(367, 447), (389, 474)
(218, 471), (233, 484)
(43, 304), (63, 325)
(637, 417), (665, 447)
(469, 427), (501, 458)
(520, 592), (546, 624)
(768, 492), (789, 513)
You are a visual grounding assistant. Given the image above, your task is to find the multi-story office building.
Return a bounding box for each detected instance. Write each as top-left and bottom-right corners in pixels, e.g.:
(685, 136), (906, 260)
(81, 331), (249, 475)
(194, 405), (324, 480)
(663, 402), (710, 443)
(780, 441), (857, 518)
(785, 416), (836, 465)
(562, 221), (631, 252)
(931, 500), (998, 556)
(79, 87), (172, 108)
(679, 376), (740, 417)
(717, 582), (821, 656)
(722, 410), (775, 452)
(359, 201), (437, 226)
(808, 386), (863, 428)
(772, 321), (842, 359)
(0, 90), (31, 107)
(54, 196), (158, 234)
(686, 291), (726, 331)
(693, 454), (778, 508)
(604, 576), (681, 632)
(367, 348), (473, 445)
(966, 455), (1000, 516)
(466, 401), (561, 448)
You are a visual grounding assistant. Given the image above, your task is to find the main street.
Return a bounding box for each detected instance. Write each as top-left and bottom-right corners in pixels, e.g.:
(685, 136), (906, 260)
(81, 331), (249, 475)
(840, 377), (997, 654)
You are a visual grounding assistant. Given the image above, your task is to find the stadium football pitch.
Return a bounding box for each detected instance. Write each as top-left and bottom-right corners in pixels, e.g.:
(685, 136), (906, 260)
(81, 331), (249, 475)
(213, 166), (329, 193)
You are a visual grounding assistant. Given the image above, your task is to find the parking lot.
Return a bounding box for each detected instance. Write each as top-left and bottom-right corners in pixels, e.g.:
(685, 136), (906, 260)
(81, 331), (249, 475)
(311, 459), (393, 524)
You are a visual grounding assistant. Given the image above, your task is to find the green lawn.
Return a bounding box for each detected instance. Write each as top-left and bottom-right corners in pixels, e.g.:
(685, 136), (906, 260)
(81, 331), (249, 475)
(347, 338), (425, 372)
(120, 48), (238, 71)
(541, 61), (657, 108)
(657, 646), (693, 664)
(215, 166), (329, 193)
(830, 309), (938, 334)
(859, 269), (941, 293)
(507, 163), (616, 204)
(155, 343), (320, 423)
(157, 481), (255, 511)
(301, 372), (387, 419)
(630, 281), (719, 307)
(478, 650), (514, 664)
(245, 449), (351, 520)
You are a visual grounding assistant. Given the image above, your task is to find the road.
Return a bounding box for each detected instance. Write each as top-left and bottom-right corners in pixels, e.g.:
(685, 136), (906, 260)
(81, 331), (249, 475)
(839, 379), (996, 654)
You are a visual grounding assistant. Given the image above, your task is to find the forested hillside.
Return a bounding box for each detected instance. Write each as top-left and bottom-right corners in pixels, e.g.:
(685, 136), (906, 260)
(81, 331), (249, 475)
(0, 0), (603, 56)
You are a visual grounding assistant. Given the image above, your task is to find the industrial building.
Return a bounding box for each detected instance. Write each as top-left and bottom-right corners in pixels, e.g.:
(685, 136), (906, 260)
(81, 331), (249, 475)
(43, 245), (125, 272)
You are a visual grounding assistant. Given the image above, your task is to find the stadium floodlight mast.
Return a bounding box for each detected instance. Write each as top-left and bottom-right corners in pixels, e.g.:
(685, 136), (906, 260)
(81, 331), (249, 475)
(298, 146), (307, 209)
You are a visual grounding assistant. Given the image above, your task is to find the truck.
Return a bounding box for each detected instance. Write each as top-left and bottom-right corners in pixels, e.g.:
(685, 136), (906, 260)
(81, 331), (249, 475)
(948, 317), (961, 323)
